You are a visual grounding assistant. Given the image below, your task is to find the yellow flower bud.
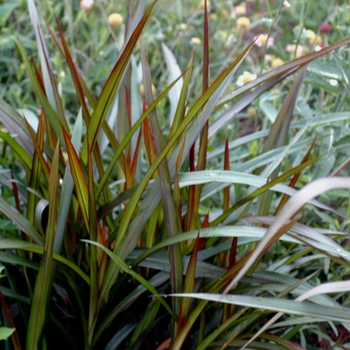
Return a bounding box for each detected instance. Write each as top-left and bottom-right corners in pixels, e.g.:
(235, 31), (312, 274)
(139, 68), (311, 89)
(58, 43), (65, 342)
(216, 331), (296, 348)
(247, 106), (257, 117)
(314, 36), (323, 46)
(271, 58), (284, 68)
(306, 29), (323, 46)
(140, 84), (156, 97)
(265, 54), (276, 62)
(221, 9), (228, 17)
(108, 13), (123, 27)
(236, 16), (251, 29)
(62, 152), (69, 165)
(199, 0), (211, 10)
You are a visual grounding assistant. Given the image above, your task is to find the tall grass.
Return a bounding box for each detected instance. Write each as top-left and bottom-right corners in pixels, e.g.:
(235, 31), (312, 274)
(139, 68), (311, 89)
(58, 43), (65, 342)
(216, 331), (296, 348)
(0, 0), (350, 349)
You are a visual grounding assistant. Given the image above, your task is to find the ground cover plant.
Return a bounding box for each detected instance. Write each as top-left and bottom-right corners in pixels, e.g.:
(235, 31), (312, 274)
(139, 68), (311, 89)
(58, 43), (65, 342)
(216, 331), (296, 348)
(1, 0), (350, 349)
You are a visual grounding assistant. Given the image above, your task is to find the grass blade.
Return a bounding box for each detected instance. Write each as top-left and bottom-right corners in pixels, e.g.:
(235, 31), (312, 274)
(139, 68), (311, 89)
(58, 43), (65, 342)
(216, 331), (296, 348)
(54, 110), (83, 254)
(223, 177), (350, 294)
(92, 272), (169, 346)
(0, 130), (32, 174)
(87, 137), (99, 343)
(0, 99), (33, 154)
(95, 67), (185, 199)
(25, 111), (46, 232)
(26, 0), (65, 116)
(55, 18), (91, 125)
(162, 43), (183, 125)
(82, 1), (156, 163)
(0, 197), (43, 246)
(274, 137), (317, 215)
(140, 42), (183, 331)
(82, 239), (177, 320)
(62, 129), (89, 229)
(26, 141), (60, 349)
(169, 293), (350, 324)
(24, 116), (50, 182)
(15, 38), (63, 139)
(0, 292), (21, 350)
(178, 234), (201, 332)
(0, 239), (89, 285)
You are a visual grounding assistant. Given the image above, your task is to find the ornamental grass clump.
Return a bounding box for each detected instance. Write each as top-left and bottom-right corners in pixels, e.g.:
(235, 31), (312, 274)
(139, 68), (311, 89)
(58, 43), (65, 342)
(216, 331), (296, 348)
(1, 0), (350, 349)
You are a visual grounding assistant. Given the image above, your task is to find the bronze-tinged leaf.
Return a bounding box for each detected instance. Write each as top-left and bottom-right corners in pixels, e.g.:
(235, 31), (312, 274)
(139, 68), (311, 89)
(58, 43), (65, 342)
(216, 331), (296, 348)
(62, 129), (89, 230)
(82, 2), (157, 163)
(26, 140), (60, 348)
(143, 117), (157, 173)
(24, 115), (50, 183)
(178, 233), (201, 332)
(95, 69), (186, 199)
(130, 127), (143, 179)
(55, 17), (91, 125)
(0, 292), (21, 350)
(25, 111), (46, 233)
(274, 137), (317, 215)
(15, 38), (63, 140)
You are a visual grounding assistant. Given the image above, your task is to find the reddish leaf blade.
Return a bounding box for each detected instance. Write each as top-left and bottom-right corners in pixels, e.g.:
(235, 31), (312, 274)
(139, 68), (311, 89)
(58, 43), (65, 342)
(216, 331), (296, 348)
(26, 140), (61, 348)
(55, 17), (91, 125)
(47, 24), (97, 108)
(178, 233), (201, 332)
(62, 129), (89, 229)
(0, 292), (20, 350)
(82, 2), (157, 163)
(24, 115), (50, 183)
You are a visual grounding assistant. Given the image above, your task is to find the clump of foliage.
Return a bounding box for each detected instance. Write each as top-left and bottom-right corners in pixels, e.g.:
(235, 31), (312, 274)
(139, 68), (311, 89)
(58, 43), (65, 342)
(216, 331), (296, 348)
(1, 0), (350, 349)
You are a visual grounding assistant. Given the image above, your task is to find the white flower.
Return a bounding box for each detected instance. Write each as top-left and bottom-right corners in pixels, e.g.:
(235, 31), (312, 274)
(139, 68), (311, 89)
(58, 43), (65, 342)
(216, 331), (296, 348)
(191, 37), (201, 45)
(233, 6), (246, 15)
(236, 71), (257, 86)
(80, 0), (93, 10)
